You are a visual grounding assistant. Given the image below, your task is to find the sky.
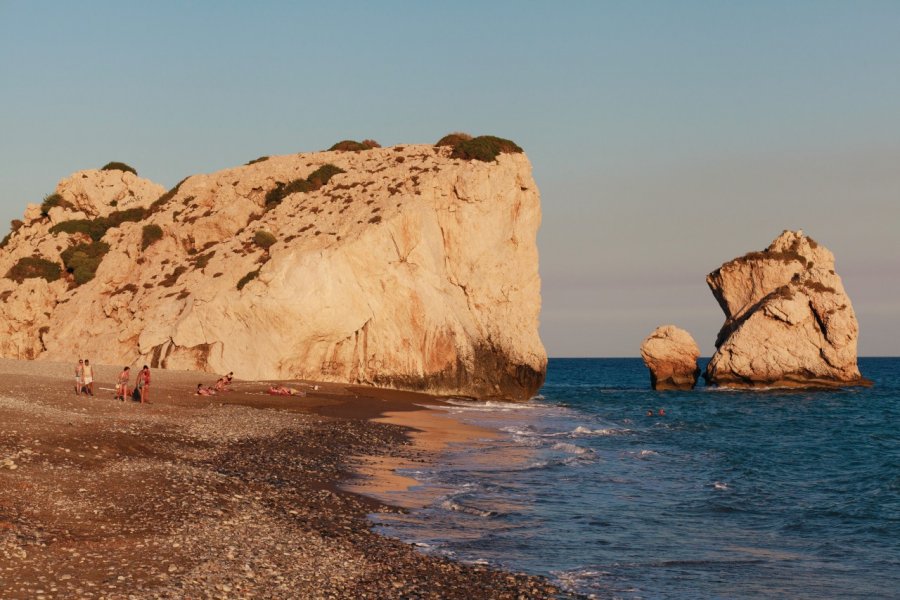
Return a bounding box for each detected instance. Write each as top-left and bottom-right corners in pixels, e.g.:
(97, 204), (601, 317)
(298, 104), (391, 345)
(1, 1), (898, 357)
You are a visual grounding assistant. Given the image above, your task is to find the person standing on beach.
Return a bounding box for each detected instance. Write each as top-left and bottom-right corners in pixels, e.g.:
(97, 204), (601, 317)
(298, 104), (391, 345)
(138, 365), (151, 403)
(75, 359), (84, 395)
(82, 359), (94, 396)
(116, 366), (130, 401)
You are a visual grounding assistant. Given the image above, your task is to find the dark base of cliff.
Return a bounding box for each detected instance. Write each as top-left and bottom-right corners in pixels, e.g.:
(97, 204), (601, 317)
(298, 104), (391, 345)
(648, 367), (700, 391)
(372, 344), (546, 402)
(704, 372), (874, 390)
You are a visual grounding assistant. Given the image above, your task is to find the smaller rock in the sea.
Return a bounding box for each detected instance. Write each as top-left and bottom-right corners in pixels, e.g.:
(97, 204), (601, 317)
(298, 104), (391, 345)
(640, 325), (701, 390)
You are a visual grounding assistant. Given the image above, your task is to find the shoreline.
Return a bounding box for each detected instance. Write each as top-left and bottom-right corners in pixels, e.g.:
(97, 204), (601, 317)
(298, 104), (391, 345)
(0, 358), (563, 599)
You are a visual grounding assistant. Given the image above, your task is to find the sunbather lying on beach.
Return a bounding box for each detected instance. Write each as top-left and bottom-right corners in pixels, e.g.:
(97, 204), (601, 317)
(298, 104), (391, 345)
(196, 384), (216, 396)
(267, 385), (304, 397)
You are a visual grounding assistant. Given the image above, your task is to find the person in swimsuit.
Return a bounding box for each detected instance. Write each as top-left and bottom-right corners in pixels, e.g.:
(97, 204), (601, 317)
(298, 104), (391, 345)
(196, 383), (214, 396)
(138, 365), (151, 403)
(116, 366), (130, 401)
(75, 359), (84, 395)
(82, 359), (94, 396)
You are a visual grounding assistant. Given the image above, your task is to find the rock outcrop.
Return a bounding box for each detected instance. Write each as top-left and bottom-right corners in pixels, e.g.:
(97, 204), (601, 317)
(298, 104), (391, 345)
(640, 325), (701, 390)
(0, 144), (546, 400)
(705, 230), (865, 388)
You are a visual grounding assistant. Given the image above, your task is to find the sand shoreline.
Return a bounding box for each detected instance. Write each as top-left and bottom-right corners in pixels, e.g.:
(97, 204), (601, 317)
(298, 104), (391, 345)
(0, 358), (562, 599)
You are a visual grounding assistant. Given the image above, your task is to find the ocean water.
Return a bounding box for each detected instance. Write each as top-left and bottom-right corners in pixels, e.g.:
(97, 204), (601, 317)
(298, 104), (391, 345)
(370, 358), (900, 599)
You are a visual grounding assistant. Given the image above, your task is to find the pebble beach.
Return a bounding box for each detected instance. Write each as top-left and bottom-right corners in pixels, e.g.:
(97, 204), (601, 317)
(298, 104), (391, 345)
(0, 358), (561, 599)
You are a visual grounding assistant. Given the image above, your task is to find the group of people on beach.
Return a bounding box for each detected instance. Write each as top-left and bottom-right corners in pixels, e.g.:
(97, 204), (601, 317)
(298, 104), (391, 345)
(195, 373), (234, 396)
(75, 360), (152, 403)
(73, 360), (241, 402)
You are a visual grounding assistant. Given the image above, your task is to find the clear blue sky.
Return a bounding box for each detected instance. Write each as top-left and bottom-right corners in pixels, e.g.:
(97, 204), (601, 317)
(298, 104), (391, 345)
(2, 1), (898, 356)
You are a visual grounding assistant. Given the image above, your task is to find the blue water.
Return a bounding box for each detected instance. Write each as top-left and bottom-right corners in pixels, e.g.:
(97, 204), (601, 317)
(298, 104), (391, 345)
(371, 358), (900, 599)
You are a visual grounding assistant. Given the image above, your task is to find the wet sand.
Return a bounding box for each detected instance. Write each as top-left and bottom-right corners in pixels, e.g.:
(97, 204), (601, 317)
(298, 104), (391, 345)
(0, 358), (563, 599)
(343, 405), (501, 508)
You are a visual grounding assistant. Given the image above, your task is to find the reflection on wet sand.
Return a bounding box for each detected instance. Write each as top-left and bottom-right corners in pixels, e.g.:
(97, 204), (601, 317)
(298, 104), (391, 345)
(344, 406), (534, 509)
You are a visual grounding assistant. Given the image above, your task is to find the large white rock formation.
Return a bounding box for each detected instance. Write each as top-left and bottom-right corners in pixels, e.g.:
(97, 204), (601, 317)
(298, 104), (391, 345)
(0, 145), (547, 400)
(705, 230), (866, 388)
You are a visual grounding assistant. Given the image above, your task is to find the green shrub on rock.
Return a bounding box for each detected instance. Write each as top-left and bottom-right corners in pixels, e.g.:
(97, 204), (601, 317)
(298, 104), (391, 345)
(449, 135), (523, 162)
(49, 219), (108, 241)
(253, 230), (277, 250)
(265, 164), (345, 208)
(40, 193), (75, 217)
(60, 241), (110, 285)
(141, 224), (163, 250)
(100, 162), (138, 175)
(148, 177), (188, 215)
(0, 220), (25, 249)
(435, 132), (473, 147)
(49, 208), (146, 242)
(236, 268), (260, 290)
(306, 164), (345, 188)
(5, 257), (62, 283)
(328, 139), (380, 152)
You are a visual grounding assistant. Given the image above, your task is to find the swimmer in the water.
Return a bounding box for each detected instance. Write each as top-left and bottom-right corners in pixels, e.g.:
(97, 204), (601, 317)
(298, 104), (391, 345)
(646, 410), (654, 417)
(658, 408), (666, 416)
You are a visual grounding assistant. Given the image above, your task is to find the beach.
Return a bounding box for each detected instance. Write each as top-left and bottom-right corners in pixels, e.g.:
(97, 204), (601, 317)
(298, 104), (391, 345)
(0, 358), (561, 599)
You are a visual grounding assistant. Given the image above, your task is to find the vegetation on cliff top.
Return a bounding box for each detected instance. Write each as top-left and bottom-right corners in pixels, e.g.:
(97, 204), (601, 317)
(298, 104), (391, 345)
(0, 220), (25, 249)
(100, 162), (138, 176)
(5, 256), (62, 283)
(444, 134), (524, 162)
(40, 193), (76, 217)
(265, 164), (345, 208)
(434, 132), (473, 147)
(148, 177), (188, 215)
(49, 207), (147, 242)
(328, 139), (380, 152)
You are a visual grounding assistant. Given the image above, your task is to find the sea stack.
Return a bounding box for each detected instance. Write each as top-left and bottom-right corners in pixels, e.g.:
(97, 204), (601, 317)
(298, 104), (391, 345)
(0, 138), (547, 401)
(705, 230), (865, 388)
(640, 325), (701, 390)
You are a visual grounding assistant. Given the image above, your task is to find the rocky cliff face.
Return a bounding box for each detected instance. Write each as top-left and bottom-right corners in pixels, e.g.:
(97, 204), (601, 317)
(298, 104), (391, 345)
(640, 325), (701, 390)
(705, 230), (864, 387)
(0, 145), (546, 400)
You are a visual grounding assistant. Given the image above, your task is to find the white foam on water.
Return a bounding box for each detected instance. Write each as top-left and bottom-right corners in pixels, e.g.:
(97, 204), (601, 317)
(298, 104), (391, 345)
(552, 441), (592, 456)
(439, 499), (499, 518)
(713, 481), (729, 490)
(570, 425), (632, 438)
(443, 398), (541, 412)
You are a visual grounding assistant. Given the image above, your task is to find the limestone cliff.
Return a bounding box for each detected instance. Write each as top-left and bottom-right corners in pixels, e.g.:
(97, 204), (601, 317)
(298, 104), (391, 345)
(0, 144), (546, 400)
(705, 230), (865, 388)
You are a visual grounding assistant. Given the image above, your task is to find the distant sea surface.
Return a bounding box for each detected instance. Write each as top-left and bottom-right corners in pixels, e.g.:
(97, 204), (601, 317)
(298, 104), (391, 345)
(371, 358), (900, 599)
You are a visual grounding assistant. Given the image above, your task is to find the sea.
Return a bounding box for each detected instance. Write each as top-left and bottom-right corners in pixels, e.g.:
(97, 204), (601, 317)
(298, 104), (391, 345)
(369, 358), (900, 599)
